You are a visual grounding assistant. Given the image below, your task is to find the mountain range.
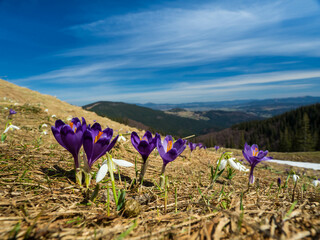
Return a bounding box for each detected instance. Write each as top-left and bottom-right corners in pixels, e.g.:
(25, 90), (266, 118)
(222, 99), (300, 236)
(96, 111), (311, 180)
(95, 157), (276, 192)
(83, 101), (261, 137)
(137, 96), (320, 118)
(83, 96), (320, 140)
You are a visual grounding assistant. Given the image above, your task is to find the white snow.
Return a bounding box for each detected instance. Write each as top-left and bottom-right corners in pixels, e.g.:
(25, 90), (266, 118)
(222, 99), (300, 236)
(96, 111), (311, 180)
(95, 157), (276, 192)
(269, 159), (320, 170)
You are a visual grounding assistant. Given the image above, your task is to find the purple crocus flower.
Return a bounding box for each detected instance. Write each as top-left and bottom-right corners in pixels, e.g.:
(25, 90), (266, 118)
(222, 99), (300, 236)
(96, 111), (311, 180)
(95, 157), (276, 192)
(83, 122), (118, 171)
(157, 135), (186, 167)
(214, 145), (220, 151)
(131, 131), (158, 182)
(51, 117), (87, 169)
(242, 143), (272, 184)
(9, 109), (16, 115)
(197, 143), (205, 149)
(131, 131), (158, 162)
(157, 135), (186, 187)
(188, 142), (197, 152)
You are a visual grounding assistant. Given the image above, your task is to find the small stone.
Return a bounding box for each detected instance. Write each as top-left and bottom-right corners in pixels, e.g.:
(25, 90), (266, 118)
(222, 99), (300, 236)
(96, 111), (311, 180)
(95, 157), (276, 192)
(134, 193), (155, 205)
(123, 198), (141, 217)
(101, 189), (115, 202)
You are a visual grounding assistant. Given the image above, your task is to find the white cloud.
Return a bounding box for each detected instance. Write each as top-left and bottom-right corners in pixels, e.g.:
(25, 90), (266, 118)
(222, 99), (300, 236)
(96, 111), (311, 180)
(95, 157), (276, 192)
(46, 70), (320, 105)
(8, 0), (320, 105)
(62, 0), (320, 63)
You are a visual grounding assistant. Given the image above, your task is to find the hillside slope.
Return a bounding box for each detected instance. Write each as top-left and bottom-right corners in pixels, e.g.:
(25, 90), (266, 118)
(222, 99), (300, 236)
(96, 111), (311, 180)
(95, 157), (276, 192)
(196, 103), (320, 153)
(83, 101), (209, 137)
(83, 101), (261, 137)
(0, 79), (319, 239)
(0, 79), (134, 133)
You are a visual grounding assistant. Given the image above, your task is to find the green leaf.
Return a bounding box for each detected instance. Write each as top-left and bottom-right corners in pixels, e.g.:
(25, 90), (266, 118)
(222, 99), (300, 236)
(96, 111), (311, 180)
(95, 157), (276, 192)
(1, 134), (6, 142)
(117, 189), (126, 211)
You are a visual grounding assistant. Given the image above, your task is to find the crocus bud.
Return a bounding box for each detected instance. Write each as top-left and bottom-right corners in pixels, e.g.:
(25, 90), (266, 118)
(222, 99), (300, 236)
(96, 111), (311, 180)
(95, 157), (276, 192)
(277, 178), (281, 187)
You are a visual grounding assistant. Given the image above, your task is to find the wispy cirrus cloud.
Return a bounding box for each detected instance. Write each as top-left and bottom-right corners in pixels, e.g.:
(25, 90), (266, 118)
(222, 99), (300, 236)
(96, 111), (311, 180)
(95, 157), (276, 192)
(7, 0), (320, 105)
(44, 70), (320, 104)
(62, 0), (320, 63)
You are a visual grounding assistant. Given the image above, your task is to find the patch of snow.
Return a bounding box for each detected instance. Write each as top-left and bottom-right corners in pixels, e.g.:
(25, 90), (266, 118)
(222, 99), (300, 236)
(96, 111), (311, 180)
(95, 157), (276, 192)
(269, 159), (320, 170)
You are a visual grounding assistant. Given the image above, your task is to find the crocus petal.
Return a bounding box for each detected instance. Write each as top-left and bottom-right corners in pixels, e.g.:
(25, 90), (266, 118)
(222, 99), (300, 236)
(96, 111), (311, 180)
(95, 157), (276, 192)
(96, 160), (109, 183)
(173, 139), (187, 155)
(131, 131), (157, 162)
(143, 131), (153, 143)
(60, 125), (80, 157)
(55, 119), (65, 130)
(104, 134), (119, 153)
(101, 128), (113, 141)
(91, 122), (102, 131)
(51, 126), (67, 149)
(131, 132), (141, 150)
(163, 135), (173, 152)
(137, 141), (151, 159)
(83, 129), (95, 162)
(113, 159), (134, 167)
(157, 140), (166, 157)
(89, 138), (111, 167)
(91, 135), (119, 166)
(162, 148), (179, 165)
(242, 149), (251, 164)
(257, 150), (268, 159)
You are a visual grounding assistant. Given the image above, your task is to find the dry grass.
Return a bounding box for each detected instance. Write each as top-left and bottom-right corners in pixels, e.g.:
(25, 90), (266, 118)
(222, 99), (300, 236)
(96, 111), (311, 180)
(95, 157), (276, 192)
(0, 79), (319, 239)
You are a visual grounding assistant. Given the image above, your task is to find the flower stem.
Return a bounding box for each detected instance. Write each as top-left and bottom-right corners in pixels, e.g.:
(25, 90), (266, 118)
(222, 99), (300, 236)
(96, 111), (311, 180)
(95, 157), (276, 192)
(292, 181), (297, 203)
(75, 167), (82, 187)
(159, 164), (166, 188)
(106, 182), (110, 216)
(84, 171), (92, 189)
(139, 158), (149, 183)
(175, 186), (178, 213)
(164, 176), (168, 213)
(212, 152), (227, 182)
(107, 153), (118, 206)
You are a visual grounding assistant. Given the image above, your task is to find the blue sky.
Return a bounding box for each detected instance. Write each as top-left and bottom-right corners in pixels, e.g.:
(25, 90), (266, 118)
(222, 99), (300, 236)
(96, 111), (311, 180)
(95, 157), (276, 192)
(1, 0), (320, 105)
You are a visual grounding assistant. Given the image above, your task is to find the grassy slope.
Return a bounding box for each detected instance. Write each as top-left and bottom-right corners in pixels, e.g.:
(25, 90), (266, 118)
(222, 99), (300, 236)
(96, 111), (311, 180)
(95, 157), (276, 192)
(0, 79), (319, 239)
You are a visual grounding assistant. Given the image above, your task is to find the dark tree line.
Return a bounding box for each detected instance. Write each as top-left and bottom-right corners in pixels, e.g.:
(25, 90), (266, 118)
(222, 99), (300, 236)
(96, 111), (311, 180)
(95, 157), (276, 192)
(200, 103), (320, 152)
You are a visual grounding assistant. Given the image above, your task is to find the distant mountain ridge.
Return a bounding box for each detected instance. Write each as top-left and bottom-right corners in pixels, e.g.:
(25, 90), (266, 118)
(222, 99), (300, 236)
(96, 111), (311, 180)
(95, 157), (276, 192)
(137, 96), (320, 117)
(82, 101), (261, 137)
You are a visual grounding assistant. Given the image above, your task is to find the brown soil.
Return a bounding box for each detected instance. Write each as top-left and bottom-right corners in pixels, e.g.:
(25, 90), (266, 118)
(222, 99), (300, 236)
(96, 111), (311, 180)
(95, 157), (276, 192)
(0, 79), (319, 239)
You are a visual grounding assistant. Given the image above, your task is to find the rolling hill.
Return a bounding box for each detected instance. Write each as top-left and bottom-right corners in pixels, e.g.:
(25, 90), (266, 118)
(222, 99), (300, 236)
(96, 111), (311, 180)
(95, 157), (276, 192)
(83, 101), (261, 137)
